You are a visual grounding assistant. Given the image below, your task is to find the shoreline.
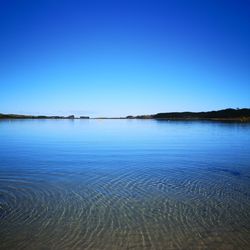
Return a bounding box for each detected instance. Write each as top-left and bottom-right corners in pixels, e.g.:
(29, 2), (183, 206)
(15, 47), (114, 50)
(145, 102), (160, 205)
(1, 108), (250, 122)
(1, 117), (250, 122)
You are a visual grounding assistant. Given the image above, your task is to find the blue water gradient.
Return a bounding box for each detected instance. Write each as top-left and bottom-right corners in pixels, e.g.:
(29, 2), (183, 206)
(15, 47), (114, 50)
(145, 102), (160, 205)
(0, 120), (250, 249)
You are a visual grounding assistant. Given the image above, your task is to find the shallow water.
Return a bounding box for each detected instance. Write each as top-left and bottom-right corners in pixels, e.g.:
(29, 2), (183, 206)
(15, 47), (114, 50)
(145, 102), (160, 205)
(0, 119), (250, 249)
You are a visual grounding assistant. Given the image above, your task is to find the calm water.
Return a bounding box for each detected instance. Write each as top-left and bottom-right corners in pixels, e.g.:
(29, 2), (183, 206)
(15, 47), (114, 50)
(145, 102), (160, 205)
(0, 119), (250, 250)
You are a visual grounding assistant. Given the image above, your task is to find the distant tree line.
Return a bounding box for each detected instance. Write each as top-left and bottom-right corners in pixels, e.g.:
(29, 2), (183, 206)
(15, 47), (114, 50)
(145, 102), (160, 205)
(152, 108), (250, 119)
(126, 108), (250, 121)
(0, 114), (75, 119)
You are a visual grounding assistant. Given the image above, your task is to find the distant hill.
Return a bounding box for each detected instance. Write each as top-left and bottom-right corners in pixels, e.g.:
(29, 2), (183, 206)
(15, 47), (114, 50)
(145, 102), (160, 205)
(127, 109), (250, 122)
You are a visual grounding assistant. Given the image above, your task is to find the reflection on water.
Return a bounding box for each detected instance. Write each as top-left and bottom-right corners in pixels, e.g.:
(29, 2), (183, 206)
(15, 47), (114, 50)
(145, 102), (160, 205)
(0, 120), (250, 249)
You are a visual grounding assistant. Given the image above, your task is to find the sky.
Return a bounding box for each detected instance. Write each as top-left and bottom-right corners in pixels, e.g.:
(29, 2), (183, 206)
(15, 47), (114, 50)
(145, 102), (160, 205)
(0, 0), (249, 117)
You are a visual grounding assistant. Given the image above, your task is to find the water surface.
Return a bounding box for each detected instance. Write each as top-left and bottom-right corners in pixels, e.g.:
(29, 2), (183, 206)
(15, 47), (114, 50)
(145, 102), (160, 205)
(0, 119), (250, 249)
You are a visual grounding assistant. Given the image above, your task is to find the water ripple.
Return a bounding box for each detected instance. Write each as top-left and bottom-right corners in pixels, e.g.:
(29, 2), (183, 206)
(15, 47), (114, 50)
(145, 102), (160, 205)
(1, 163), (249, 249)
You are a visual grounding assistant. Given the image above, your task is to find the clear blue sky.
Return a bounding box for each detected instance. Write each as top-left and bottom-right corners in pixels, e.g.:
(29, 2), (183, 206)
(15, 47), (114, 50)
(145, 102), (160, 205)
(1, 0), (249, 117)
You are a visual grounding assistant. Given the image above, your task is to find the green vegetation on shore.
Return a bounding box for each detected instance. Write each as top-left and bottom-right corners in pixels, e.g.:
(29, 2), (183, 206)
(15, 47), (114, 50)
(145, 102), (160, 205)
(0, 114), (76, 119)
(1, 109), (250, 122)
(127, 108), (250, 122)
